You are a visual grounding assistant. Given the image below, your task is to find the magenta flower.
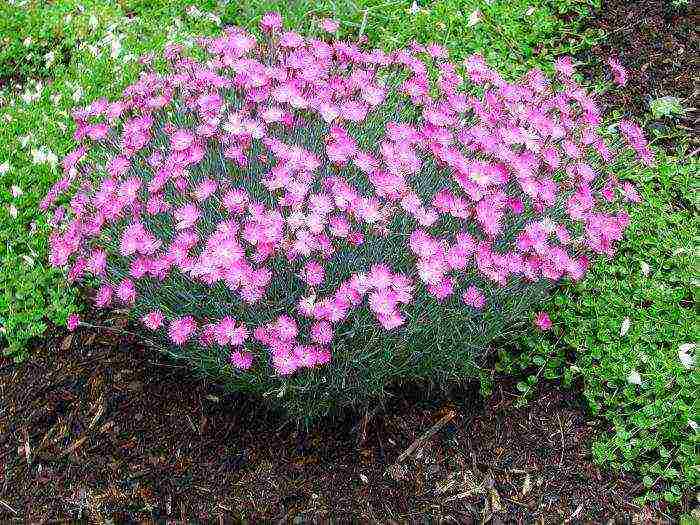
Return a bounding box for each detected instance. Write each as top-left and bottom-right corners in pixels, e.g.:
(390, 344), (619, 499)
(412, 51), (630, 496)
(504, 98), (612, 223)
(319, 18), (339, 33)
(303, 260), (325, 286)
(168, 316), (197, 345)
(66, 313), (80, 331)
(142, 310), (165, 330)
(534, 311), (552, 331)
(608, 57), (628, 86)
(260, 12), (282, 32)
(42, 17), (646, 384)
(230, 350), (254, 370)
(462, 286), (486, 309)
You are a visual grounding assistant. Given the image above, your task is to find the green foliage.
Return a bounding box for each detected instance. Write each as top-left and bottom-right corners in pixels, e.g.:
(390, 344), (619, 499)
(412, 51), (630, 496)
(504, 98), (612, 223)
(649, 96), (689, 120)
(499, 146), (700, 502)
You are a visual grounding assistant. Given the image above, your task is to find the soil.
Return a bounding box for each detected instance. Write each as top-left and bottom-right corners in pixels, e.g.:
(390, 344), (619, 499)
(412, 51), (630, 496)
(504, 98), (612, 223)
(0, 329), (682, 523)
(1, 0), (698, 523)
(576, 0), (699, 147)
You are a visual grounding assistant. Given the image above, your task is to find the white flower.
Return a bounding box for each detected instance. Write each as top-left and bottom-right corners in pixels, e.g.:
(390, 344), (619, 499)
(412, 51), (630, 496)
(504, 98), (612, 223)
(640, 262), (650, 277)
(619, 317), (631, 337)
(0, 161), (10, 175)
(467, 9), (482, 27)
(409, 1), (420, 15)
(678, 343), (696, 369)
(11, 185), (23, 197)
(627, 370), (642, 385)
(7, 204), (18, 219)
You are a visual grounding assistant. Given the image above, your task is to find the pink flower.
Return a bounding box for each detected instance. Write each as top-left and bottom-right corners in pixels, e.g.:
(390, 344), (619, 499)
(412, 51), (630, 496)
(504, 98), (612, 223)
(608, 57), (628, 86)
(168, 316), (197, 345)
(94, 285), (113, 308)
(142, 310), (165, 330)
(171, 129), (194, 151)
(279, 31), (304, 48)
(534, 311), (552, 331)
(174, 203), (201, 230)
(117, 279), (137, 304)
(66, 313), (80, 331)
(428, 276), (455, 301)
(302, 260), (325, 286)
(462, 286), (486, 309)
(260, 12), (282, 32)
(311, 321), (333, 344)
(320, 18), (339, 33)
(229, 351), (254, 370)
(275, 315), (298, 341)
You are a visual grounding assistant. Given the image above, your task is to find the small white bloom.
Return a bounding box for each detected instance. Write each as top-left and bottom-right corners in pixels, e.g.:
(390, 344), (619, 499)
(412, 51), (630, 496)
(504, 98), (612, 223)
(627, 370), (642, 385)
(186, 5), (202, 17)
(19, 134), (32, 148)
(689, 420), (698, 432)
(467, 9), (482, 27)
(619, 317), (631, 337)
(23, 36), (33, 47)
(44, 51), (55, 66)
(72, 86), (83, 102)
(409, 0), (420, 15)
(0, 161), (10, 175)
(8, 204), (18, 218)
(525, 6), (536, 16)
(89, 14), (99, 30)
(640, 262), (650, 277)
(359, 473), (369, 483)
(31, 148), (46, 164)
(11, 185), (23, 197)
(678, 343), (696, 369)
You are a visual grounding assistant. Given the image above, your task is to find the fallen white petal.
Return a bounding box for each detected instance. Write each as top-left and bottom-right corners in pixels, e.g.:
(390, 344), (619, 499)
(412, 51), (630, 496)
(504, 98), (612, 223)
(620, 317), (631, 337)
(468, 9), (482, 27)
(627, 370), (641, 385)
(678, 344), (695, 369)
(640, 262), (650, 277)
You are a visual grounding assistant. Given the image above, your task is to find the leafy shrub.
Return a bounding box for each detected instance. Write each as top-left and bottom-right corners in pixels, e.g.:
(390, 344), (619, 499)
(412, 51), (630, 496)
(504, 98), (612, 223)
(42, 15), (649, 419)
(500, 149), (699, 503)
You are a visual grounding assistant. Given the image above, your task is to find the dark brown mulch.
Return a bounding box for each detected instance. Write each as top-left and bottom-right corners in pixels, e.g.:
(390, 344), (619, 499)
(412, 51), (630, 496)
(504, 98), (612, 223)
(577, 0), (699, 142)
(0, 328), (680, 523)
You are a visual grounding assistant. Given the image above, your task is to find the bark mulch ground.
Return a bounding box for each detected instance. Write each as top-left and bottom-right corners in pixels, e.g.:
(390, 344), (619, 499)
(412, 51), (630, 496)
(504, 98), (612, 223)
(578, 0), (698, 146)
(0, 330), (680, 522)
(1, 0), (697, 522)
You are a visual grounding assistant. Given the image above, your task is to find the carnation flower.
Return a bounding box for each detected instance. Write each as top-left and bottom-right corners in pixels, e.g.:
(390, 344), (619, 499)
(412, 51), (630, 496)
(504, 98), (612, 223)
(66, 313), (80, 331)
(42, 18), (645, 397)
(534, 311), (552, 330)
(142, 310), (165, 330)
(462, 286), (486, 309)
(168, 316), (197, 345)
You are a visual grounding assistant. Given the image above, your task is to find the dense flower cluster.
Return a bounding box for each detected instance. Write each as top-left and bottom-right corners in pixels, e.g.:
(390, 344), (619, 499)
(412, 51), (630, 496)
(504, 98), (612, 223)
(43, 15), (648, 383)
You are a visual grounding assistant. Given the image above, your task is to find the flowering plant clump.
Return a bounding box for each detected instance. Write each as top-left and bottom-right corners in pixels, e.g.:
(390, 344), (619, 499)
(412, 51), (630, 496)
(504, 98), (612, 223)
(42, 15), (650, 418)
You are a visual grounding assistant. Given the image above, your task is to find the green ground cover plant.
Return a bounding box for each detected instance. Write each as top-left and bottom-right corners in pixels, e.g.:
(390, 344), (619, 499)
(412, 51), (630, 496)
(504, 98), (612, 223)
(0, 0), (695, 505)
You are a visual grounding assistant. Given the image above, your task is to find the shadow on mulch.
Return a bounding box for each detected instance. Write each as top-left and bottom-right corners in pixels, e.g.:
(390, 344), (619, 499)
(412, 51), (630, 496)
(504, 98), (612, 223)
(0, 327), (679, 523)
